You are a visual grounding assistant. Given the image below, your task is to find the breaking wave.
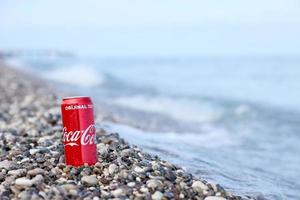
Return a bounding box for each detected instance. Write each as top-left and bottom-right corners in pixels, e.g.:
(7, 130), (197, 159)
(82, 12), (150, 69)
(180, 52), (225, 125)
(43, 64), (105, 87)
(112, 95), (224, 123)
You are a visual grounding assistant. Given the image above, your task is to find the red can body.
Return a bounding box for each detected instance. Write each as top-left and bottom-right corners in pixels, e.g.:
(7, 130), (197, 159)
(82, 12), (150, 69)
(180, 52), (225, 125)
(61, 96), (97, 166)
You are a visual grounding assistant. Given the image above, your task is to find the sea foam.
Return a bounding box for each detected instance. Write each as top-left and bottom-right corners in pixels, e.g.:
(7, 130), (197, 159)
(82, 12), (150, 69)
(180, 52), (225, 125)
(44, 64), (105, 87)
(112, 95), (223, 123)
(101, 121), (237, 149)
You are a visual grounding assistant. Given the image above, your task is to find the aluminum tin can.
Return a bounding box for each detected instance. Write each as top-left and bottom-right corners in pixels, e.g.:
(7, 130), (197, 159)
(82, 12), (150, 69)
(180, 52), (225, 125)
(61, 96), (97, 166)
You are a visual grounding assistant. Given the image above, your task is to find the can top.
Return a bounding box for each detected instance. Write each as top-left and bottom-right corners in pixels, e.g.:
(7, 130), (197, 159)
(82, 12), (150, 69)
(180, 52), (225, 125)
(63, 96), (90, 100)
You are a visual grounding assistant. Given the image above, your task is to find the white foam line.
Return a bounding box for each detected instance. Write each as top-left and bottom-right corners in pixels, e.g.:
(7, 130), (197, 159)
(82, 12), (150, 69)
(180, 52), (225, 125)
(112, 95), (223, 123)
(44, 64), (105, 87)
(100, 121), (238, 149)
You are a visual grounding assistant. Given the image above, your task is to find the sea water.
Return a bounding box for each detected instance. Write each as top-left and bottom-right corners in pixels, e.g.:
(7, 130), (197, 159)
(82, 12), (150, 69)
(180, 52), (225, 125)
(8, 56), (300, 200)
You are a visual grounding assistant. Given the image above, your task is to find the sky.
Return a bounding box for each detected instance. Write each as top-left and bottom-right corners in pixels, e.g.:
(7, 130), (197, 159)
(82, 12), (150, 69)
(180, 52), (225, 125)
(0, 0), (300, 57)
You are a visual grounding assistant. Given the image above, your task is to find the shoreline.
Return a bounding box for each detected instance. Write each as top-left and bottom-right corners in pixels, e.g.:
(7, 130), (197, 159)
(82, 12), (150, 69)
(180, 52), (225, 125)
(0, 61), (253, 200)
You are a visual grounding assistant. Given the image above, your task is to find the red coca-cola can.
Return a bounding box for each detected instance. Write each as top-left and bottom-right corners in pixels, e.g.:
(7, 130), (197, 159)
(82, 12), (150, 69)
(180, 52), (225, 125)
(61, 96), (97, 166)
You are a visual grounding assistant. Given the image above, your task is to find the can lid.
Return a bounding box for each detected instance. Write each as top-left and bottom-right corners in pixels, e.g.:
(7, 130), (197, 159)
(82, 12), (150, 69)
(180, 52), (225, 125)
(63, 96), (90, 100)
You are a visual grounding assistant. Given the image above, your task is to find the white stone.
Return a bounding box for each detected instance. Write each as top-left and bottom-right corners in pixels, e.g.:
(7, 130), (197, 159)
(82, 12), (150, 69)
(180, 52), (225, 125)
(20, 158), (30, 163)
(62, 184), (77, 191)
(27, 168), (45, 176)
(204, 197), (226, 200)
(69, 189), (78, 196)
(29, 149), (40, 155)
(211, 183), (218, 192)
(15, 177), (33, 187)
(81, 175), (98, 186)
(136, 177), (141, 182)
(97, 143), (108, 156)
(140, 186), (149, 193)
(111, 188), (123, 197)
(32, 175), (44, 184)
(146, 179), (162, 189)
(127, 182), (136, 187)
(103, 168), (109, 177)
(101, 190), (110, 197)
(8, 169), (26, 176)
(108, 164), (117, 174)
(192, 181), (208, 192)
(120, 149), (131, 157)
(134, 166), (144, 173)
(152, 191), (163, 200)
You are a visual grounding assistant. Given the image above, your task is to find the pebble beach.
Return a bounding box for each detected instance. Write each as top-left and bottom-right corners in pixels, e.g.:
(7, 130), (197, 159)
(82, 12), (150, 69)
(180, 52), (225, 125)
(0, 62), (253, 200)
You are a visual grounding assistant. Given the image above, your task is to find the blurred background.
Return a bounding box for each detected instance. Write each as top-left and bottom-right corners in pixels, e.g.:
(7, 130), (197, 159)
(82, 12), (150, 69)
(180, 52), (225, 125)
(1, 1), (300, 199)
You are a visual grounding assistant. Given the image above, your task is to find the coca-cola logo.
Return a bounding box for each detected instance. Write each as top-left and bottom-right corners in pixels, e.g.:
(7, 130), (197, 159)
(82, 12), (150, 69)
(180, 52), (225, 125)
(63, 124), (96, 146)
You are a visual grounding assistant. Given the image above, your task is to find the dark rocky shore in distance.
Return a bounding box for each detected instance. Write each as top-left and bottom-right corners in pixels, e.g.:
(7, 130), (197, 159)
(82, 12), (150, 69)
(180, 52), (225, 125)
(0, 62), (254, 200)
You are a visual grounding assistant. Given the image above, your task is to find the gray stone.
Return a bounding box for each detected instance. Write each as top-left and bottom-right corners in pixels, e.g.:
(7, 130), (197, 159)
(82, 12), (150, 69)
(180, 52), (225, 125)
(81, 175), (98, 186)
(61, 184), (77, 191)
(18, 190), (32, 200)
(121, 149), (131, 157)
(0, 160), (13, 170)
(27, 168), (45, 176)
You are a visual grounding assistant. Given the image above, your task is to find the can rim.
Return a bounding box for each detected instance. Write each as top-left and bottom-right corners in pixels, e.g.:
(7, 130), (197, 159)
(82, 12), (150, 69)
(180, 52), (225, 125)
(63, 96), (90, 100)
